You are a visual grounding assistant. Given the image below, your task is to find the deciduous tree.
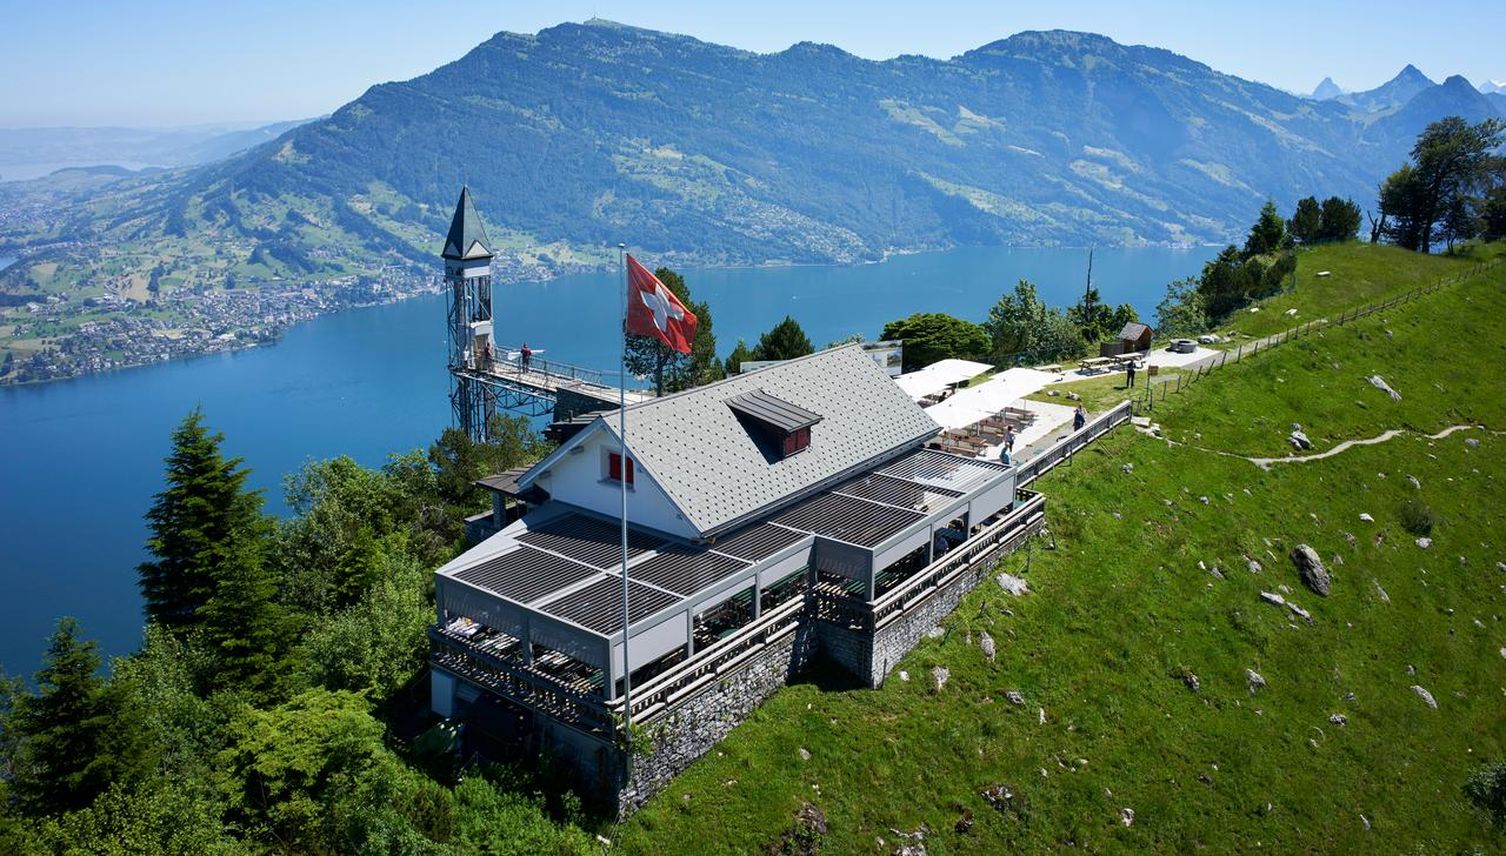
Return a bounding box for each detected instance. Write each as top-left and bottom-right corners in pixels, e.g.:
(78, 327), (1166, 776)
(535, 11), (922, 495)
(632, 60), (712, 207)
(624, 267), (720, 394)
(983, 279), (1086, 364)
(1155, 276), (1209, 337)
(1377, 116), (1504, 252)
(880, 313), (988, 372)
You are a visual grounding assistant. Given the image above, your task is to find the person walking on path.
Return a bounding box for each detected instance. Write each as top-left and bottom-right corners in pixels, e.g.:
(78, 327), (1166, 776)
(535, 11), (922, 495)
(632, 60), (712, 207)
(1003, 425), (1016, 455)
(1126, 360), (1137, 388)
(1073, 404), (1087, 432)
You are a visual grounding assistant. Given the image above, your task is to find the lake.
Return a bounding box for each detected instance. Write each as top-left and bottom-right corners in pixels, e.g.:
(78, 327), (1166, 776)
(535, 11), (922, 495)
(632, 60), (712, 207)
(0, 244), (1214, 675)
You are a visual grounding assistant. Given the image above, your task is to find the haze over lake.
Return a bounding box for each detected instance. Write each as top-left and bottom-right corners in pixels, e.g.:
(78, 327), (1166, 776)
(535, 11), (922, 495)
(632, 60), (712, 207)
(0, 244), (1214, 675)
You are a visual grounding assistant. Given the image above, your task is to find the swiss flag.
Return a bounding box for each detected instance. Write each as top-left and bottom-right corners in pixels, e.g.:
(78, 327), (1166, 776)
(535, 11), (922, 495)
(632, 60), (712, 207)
(626, 255), (698, 355)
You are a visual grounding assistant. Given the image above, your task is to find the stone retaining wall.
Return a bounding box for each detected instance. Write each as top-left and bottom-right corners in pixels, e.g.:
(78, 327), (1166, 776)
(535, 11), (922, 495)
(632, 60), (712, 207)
(617, 621), (819, 812)
(818, 514), (1042, 688)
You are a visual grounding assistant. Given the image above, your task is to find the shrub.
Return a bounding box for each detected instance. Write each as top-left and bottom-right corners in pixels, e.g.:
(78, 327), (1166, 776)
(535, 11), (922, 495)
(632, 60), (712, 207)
(1464, 761), (1506, 827)
(1398, 498), (1434, 536)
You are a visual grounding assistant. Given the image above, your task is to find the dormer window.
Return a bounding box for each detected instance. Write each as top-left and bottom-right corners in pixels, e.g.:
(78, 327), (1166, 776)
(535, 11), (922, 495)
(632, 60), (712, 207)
(727, 390), (822, 460)
(607, 451), (635, 485)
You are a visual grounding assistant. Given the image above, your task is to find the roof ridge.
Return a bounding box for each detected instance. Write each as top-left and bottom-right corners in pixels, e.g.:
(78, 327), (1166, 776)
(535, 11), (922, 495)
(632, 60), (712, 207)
(613, 343), (867, 418)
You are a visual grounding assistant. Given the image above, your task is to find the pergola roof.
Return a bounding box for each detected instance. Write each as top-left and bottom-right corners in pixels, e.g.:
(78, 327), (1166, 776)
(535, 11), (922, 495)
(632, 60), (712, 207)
(441, 442), (1014, 650)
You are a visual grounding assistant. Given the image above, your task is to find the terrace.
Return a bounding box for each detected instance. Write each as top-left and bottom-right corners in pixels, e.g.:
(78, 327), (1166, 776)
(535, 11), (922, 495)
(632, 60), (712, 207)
(431, 446), (1018, 720)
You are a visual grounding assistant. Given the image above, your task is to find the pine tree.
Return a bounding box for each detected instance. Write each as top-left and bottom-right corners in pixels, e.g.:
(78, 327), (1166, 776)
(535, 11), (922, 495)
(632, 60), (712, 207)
(7, 618), (152, 814)
(1287, 196), (1322, 244)
(200, 537), (289, 699)
(1068, 287), (1107, 342)
(1243, 200), (1288, 256)
(723, 338), (753, 375)
(751, 316), (814, 362)
(138, 408), (264, 631)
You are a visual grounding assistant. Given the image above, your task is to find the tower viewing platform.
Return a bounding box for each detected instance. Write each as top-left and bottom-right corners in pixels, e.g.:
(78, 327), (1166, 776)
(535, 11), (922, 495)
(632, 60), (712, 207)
(442, 187), (635, 429)
(453, 345), (650, 419)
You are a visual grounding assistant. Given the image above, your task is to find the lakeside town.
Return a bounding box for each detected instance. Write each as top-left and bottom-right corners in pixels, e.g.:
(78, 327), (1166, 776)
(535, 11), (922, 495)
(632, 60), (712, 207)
(0, 265), (437, 384)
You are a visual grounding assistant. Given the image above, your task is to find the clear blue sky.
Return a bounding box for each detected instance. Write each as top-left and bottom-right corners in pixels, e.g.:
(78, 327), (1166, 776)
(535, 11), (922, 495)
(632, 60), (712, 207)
(1, 0), (1500, 128)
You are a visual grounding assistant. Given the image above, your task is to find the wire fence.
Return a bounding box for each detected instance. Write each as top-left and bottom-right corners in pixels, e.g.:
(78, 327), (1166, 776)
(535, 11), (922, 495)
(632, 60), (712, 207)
(1133, 256), (1504, 414)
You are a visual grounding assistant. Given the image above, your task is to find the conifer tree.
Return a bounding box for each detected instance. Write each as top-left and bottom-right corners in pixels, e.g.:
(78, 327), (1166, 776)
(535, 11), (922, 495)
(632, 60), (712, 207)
(1243, 199), (1289, 256)
(138, 408), (264, 631)
(200, 538), (288, 699)
(751, 316), (814, 362)
(6, 618), (152, 814)
(1287, 196), (1322, 244)
(723, 338), (753, 375)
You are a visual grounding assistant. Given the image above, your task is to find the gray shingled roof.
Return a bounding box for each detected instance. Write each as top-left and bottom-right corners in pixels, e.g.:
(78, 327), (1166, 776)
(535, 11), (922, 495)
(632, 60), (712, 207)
(442, 186), (494, 260)
(1120, 322), (1152, 340)
(601, 345), (939, 536)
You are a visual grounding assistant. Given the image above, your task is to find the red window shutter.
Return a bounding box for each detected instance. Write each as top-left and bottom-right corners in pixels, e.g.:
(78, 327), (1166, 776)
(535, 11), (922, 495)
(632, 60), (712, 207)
(609, 452), (635, 484)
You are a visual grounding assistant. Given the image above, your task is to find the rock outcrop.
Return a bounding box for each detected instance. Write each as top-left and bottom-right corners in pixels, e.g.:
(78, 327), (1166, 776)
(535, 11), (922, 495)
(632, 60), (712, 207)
(1290, 544), (1332, 596)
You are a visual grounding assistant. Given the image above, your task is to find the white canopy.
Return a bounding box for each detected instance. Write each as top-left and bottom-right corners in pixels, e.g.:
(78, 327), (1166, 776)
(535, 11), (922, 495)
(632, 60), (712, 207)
(893, 359), (994, 400)
(924, 368), (1060, 430)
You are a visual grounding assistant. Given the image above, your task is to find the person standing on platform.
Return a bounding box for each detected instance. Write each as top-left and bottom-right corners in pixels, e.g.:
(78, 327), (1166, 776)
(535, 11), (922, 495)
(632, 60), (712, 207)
(520, 342), (533, 372)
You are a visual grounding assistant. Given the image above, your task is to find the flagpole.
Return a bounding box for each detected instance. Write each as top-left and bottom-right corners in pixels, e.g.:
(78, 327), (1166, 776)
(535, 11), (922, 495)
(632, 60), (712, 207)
(618, 242), (633, 758)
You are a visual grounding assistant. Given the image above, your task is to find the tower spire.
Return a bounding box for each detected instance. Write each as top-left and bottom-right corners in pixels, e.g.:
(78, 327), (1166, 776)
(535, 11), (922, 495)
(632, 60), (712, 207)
(443, 186), (494, 261)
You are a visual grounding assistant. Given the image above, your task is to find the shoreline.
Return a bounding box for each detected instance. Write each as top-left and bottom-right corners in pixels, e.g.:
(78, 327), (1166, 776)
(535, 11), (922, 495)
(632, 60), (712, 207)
(2, 241), (1219, 388)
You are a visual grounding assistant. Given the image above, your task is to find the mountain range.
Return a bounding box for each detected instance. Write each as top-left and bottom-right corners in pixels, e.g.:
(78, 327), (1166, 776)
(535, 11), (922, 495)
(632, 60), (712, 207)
(0, 120), (311, 183)
(3, 20), (1504, 301)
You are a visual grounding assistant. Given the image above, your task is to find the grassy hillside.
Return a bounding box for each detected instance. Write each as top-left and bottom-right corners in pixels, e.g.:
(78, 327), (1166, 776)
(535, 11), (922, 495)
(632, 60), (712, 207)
(614, 247), (1506, 852)
(1219, 240), (1506, 340)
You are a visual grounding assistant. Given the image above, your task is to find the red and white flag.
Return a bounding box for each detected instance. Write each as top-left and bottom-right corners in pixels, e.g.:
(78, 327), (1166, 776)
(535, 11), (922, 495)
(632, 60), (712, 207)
(625, 254), (698, 355)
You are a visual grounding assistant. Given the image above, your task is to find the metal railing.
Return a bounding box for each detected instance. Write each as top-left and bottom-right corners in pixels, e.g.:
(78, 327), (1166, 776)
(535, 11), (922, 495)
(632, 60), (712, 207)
(468, 347), (611, 389)
(1016, 400), (1133, 486)
(429, 624), (615, 735)
(869, 489), (1046, 629)
(610, 591), (809, 725)
(809, 489), (1047, 634)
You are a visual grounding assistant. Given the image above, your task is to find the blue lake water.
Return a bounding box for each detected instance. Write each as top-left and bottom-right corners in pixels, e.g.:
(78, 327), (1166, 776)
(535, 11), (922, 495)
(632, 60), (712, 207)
(0, 245), (1214, 675)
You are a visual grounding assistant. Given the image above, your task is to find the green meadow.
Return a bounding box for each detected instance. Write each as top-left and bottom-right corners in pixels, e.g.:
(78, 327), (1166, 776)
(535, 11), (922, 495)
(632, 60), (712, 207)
(616, 243), (1506, 852)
